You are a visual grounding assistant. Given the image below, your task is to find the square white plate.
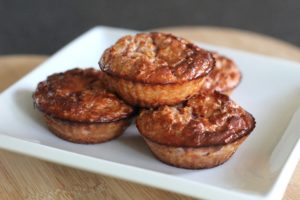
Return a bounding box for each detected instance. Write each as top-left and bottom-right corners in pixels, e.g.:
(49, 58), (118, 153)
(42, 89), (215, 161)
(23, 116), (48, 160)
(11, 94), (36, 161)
(1, 26), (300, 200)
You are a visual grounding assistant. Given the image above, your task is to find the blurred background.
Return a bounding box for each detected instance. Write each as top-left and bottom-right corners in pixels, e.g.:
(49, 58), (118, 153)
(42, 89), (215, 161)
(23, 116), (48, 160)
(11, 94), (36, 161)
(1, 0), (300, 55)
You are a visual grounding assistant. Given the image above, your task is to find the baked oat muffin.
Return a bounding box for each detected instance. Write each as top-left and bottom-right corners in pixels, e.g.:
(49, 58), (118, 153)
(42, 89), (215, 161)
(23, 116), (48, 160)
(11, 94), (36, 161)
(201, 52), (241, 95)
(33, 68), (134, 144)
(99, 32), (215, 107)
(136, 91), (255, 169)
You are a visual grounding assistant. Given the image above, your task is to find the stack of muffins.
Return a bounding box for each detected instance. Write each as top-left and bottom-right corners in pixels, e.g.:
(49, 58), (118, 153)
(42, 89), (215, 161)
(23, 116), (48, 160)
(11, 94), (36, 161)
(33, 32), (255, 169)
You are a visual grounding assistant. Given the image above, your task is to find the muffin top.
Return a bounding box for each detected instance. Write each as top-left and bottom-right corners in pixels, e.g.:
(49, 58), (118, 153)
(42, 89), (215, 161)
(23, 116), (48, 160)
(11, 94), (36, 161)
(33, 68), (134, 123)
(136, 92), (255, 147)
(99, 32), (215, 84)
(202, 52), (241, 93)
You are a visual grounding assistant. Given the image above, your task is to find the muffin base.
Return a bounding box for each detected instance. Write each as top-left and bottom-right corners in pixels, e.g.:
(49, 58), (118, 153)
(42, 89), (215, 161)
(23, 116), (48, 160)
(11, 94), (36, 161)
(44, 115), (131, 144)
(102, 73), (206, 107)
(144, 136), (248, 169)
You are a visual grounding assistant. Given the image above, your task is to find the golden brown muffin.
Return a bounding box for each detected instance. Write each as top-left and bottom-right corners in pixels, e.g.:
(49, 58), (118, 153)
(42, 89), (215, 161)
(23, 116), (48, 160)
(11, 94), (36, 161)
(201, 52), (241, 95)
(99, 32), (215, 107)
(33, 68), (134, 144)
(136, 92), (255, 169)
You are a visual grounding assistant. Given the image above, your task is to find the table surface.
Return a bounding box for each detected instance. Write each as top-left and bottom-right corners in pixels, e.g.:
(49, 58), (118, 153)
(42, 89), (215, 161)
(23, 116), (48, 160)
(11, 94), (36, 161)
(0, 26), (300, 200)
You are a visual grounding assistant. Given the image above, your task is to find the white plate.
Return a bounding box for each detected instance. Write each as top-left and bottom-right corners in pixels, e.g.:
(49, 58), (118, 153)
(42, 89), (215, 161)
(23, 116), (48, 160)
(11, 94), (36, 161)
(0, 26), (300, 200)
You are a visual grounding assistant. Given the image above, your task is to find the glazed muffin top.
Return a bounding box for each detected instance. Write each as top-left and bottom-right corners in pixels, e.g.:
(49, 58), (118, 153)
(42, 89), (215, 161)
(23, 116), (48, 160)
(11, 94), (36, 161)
(33, 68), (134, 123)
(202, 52), (241, 93)
(136, 92), (255, 147)
(99, 32), (215, 84)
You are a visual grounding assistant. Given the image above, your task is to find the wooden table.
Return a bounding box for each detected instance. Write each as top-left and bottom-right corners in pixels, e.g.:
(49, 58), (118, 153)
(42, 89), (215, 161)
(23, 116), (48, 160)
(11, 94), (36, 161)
(1, 26), (300, 200)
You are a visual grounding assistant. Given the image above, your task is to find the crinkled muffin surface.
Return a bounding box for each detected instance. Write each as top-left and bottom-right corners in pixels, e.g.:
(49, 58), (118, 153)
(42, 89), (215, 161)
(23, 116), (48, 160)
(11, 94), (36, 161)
(100, 32), (215, 84)
(202, 52), (241, 94)
(33, 68), (133, 123)
(136, 91), (255, 147)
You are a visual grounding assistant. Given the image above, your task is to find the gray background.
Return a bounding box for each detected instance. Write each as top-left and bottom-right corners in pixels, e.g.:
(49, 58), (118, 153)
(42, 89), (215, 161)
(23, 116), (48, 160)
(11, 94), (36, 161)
(1, 0), (299, 55)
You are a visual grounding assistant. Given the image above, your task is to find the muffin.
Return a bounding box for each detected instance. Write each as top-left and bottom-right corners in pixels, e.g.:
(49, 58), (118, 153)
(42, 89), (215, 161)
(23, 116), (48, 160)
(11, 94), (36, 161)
(99, 32), (215, 107)
(201, 52), (241, 95)
(33, 68), (134, 144)
(136, 91), (255, 169)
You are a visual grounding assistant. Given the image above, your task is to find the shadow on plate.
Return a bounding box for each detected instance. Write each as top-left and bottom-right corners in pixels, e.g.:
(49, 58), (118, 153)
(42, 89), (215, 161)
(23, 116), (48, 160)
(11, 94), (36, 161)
(14, 89), (46, 127)
(118, 134), (152, 157)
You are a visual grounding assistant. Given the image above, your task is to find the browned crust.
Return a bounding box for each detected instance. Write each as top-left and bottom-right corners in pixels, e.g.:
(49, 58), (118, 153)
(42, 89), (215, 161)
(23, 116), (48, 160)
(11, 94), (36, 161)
(144, 136), (247, 169)
(33, 68), (134, 123)
(136, 92), (256, 147)
(201, 52), (242, 94)
(99, 32), (215, 84)
(102, 72), (207, 107)
(45, 115), (131, 144)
